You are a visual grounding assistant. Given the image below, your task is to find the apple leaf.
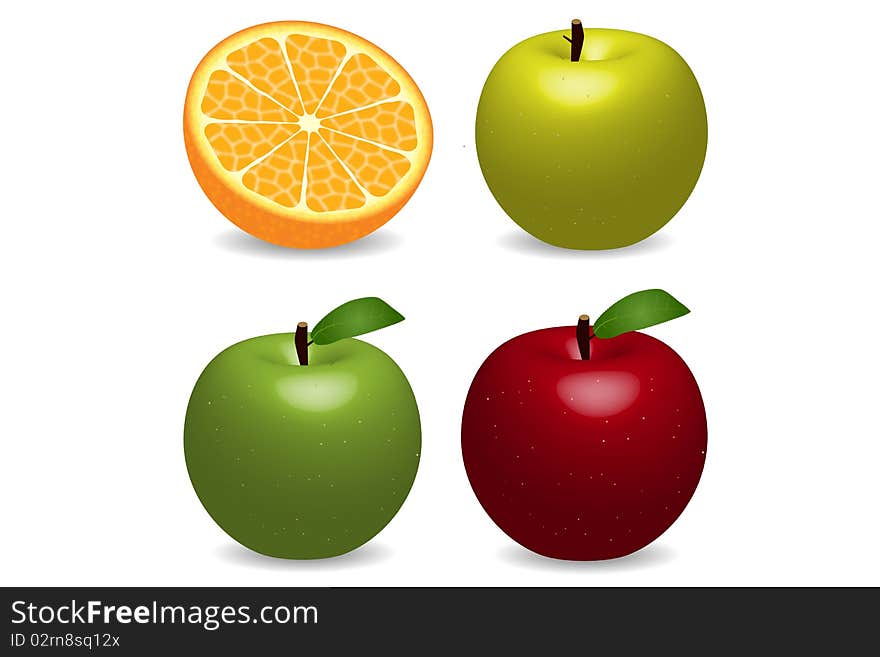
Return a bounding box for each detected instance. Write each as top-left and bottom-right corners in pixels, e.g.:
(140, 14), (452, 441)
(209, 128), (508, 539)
(593, 289), (689, 339)
(311, 297), (404, 345)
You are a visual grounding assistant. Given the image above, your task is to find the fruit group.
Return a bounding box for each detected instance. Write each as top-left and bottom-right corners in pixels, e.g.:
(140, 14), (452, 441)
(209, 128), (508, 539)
(184, 299), (420, 558)
(184, 21), (432, 248)
(461, 291), (707, 560)
(476, 22), (707, 249)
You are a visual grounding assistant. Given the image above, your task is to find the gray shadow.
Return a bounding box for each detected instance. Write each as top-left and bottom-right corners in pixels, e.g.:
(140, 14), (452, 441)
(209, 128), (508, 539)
(497, 229), (673, 259)
(212, 228), (404, 260)
(215, 541), (394, 570)
(498, 542), (676, 572)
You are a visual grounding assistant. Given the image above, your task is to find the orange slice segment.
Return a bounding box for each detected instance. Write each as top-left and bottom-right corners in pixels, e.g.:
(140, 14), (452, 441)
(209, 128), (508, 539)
(226, 38), (303, 114)
(321, 129), (411, 197)
(317, 53), (400, 117)
(285, 35), (347, 114)
(205, 122), (299, 172)
(321, 101), (418, 151)
(306, 136), (366, 211)
(184, 21), (432, 248)
(241, 130), (308, 207)
(201, 70), (297, 122)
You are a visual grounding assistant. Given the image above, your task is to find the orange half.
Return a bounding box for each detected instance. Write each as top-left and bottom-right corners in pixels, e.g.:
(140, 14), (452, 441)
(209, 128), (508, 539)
(184, 22), (433, 248)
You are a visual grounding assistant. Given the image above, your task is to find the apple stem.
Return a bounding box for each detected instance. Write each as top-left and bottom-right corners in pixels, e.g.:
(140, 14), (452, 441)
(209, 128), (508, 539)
(576, 314), (592, 360)
(295, 321), (309, 366)
(562, 18), (584, 62)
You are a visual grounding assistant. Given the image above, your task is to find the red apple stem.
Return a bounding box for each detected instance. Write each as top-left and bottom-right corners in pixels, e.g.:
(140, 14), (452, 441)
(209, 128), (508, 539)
(576, 314), (593, 360)
(562, 18), (584, 62)
(295, 321), (309, 366)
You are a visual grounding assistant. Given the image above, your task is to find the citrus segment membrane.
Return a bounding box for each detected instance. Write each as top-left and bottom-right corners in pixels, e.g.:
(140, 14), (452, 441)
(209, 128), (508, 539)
(305, 136), (366, 211)
(201, 70), (297, 121)
(197, 29), (422, 213)
(321, 101), (418, 151)
(285, 35), (348, 114)
(226, 38), (303, 114)
(205, 123), (299, 172)
(321, 130), (411, 196)
(317, 53), (400, 117)
(241, 131), (308, 207)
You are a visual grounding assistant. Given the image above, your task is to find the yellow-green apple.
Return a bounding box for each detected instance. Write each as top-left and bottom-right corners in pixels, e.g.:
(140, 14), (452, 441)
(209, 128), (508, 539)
(476, 20), (707, 249)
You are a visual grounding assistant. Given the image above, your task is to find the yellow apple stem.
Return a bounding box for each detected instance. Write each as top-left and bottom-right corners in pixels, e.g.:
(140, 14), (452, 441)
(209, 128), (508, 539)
(576, 314), (592, 360)
(562, 18), (584, 62)
(295, 321), (309, 366)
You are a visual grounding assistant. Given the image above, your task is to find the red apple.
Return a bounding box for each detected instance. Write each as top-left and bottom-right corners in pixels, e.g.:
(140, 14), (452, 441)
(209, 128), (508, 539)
(461, 291), (707, 560)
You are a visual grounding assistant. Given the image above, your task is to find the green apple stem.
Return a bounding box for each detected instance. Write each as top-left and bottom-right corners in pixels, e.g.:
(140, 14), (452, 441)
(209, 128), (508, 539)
(562, 18), (584, 62)
(576, 314), (593, 360)
(295, 321), (309, 366)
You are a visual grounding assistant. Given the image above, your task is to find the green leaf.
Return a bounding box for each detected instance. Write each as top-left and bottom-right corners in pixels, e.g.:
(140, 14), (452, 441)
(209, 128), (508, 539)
(311, 297), (404, 345)
(593, 289), (689, 339)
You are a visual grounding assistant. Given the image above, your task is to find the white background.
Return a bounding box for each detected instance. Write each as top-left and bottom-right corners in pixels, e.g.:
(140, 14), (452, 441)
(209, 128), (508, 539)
(1, 0), (878, 586)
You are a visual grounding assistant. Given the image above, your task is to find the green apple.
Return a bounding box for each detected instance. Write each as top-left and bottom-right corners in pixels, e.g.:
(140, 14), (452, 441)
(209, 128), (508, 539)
(476, 20), (707, 249)
(184, 298), (420, 559)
